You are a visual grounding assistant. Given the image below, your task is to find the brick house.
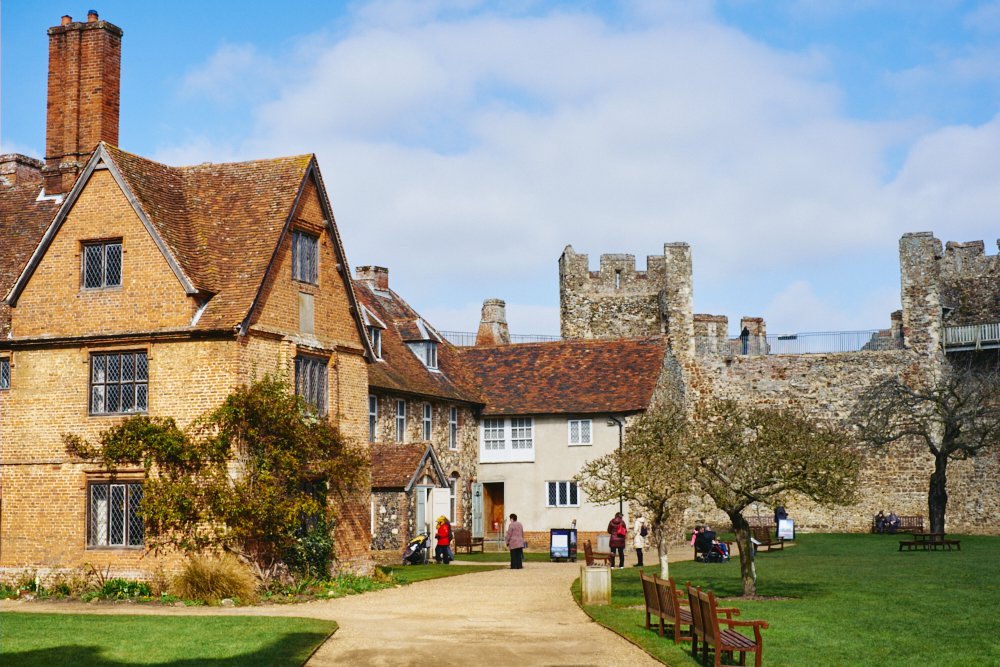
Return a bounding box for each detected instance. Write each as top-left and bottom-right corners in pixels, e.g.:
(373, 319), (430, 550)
(459, 332), (671, 548)
(0, 13), (373, 577)
(353, 267), (483, 551)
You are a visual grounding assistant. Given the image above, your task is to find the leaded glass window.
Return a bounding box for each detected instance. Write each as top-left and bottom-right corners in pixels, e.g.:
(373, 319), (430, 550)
(295, 355), (327, 415)
(0, 358), (9, 390)
(292, 231), (319, 284)
(546, 481), (578, 508)
(90, 351), (148, 415)
(569, 419), (592, 445)
(82, 241), (122, 289)
(88, 482), (143, 547)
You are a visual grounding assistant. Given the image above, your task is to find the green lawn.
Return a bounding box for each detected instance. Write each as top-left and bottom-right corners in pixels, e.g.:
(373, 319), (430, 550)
(381, 563), (503, 583)
(0, 613), (335, 666)
(452, 549), (560, 563)
(576, 533), (1000, 666)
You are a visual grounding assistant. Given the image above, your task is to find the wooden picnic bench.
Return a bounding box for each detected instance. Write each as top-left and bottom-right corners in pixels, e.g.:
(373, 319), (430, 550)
(583, 540), (612, 566)
(872, 514), (923, 533)
(687, 583), (768, 667)
(898, 532), (961, 551)
(751, 525), (784, 552)
(640, 573), (694, 644)
(453, 528), (484, 554)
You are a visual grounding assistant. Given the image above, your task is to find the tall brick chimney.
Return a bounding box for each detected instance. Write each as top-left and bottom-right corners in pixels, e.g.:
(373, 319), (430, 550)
(43, 10), (123, 195)
(355, 266), (390, 290)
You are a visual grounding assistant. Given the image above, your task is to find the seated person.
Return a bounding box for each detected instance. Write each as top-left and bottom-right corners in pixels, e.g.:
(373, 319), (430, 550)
(887, 512), (900, 534)
(875, 510), (886, 534)
(694, 527), (715, 555)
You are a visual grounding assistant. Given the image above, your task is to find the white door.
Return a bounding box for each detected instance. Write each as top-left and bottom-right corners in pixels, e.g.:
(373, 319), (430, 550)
(471, 482), (484, 538)
(431, 487), (451, 538)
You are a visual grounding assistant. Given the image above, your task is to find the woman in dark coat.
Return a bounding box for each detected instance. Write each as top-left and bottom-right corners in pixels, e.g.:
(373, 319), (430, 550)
(607, 512), (627, 569)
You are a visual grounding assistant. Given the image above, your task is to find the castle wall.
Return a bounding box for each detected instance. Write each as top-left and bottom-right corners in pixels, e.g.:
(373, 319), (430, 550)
(938, 239), (1000, 326)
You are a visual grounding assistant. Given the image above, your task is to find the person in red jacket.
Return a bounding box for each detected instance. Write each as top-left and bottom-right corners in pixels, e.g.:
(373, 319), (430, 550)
(434, 516), (452, 564)
(607, 512), (627, 569)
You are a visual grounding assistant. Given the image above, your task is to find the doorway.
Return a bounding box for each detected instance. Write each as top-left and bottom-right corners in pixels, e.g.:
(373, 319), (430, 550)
(483, 482), (505, 543)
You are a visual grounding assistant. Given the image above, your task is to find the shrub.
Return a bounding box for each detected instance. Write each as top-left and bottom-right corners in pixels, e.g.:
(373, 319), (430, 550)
(100, 578), (152, 599)
(285, 519), (334, 578)
(171, 554), (257, 604)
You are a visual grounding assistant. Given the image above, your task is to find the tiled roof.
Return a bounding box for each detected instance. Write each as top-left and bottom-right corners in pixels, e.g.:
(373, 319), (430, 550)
(370, 443), (444, 489)
(0, 177), (61, 337)
(459, 337), (666, 415)
(354, 281), (483, 405)
(101, 144), (315, 330)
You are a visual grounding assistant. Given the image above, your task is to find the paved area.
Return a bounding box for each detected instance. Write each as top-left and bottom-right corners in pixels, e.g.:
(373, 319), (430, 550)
(2, 560), (665, 666)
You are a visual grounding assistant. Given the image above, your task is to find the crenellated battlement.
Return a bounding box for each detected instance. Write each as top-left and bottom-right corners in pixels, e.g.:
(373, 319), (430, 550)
(559, 242), (694, 357)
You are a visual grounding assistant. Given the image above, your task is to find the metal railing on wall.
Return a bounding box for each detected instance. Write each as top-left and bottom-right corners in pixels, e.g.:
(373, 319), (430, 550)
(943, 322), (1000, 351)
(440, 331), (562, 347)
(696, 329), (903, 356)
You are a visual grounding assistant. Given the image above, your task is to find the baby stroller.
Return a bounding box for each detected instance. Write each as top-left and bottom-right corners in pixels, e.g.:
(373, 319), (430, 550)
(695, 530), (730, 563)
(402, 533), (430, 565)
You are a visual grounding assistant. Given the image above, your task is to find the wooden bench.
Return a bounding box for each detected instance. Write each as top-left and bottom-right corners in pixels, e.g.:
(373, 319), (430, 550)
(751, 525), (784, 552)
(899, 533), (961, 551)
(640, 572), (694, 643)
(687, 583), (768, 667)
(872, 514), (923, 534)
(453, 528), (484, 554)
(583, 540), (612, 566)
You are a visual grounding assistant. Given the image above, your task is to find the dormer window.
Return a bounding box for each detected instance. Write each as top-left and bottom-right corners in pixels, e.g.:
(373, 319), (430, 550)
(369, 327), (382, 359)
(292, 231), (318, 284)
(408, 341), (438, 369)
(82, 240), (122, 289)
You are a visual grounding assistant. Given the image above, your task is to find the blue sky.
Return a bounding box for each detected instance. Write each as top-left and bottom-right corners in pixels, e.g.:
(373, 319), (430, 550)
(5, 1), (1000, 336)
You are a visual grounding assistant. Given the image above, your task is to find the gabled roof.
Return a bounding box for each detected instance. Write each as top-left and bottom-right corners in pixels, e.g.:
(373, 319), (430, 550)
(371, 443), (448, 490)
(459, 337), (667, 416)
(354, 280), (483, 405)
(0, 176), (61, 337)
(5, 144), (371, 351)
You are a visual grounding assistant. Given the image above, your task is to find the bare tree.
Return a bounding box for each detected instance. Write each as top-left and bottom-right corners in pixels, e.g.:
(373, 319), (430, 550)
(853, 364), (1000, 534)
(692, 400), (861, 597)
(575, 402), (692, 579)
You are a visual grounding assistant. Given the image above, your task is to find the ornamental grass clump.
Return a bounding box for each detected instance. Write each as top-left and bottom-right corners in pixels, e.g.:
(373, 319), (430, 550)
(171, 554), (257, 605)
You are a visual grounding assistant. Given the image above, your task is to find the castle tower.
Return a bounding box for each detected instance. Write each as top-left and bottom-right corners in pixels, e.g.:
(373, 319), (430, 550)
(899, 232), (944, 361)
(43, 11), (123, 195)
(558, 243), (694, 359)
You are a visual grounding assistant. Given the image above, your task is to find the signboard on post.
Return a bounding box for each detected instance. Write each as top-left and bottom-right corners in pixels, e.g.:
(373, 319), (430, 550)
(778, 519), (795, 540)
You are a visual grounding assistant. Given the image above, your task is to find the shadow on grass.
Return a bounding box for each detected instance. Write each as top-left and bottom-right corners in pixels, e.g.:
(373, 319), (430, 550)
(3, 631), (331, 667)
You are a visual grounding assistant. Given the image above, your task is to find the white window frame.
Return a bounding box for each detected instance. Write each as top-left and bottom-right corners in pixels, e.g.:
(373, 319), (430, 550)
(368, 395), (378, 442)
(396, 399), (406, 442)
(546, 481), (579, 508)
(369, 327), (382, 359)
(568, 419), (593, 446)
(449, 475), (458, 522)
(449, 407), (458, 450)
(423, 403), (433, 441)
(407, 341), (438, 370)
(479, 417), (535, 463)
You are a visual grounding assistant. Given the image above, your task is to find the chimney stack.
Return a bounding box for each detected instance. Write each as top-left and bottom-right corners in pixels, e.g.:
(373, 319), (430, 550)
(355, 266), (390, 290)
(43, 11), (123, 195)
(476, 299), (510, 346)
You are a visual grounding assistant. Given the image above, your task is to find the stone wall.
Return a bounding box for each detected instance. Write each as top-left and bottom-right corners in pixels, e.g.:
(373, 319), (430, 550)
(938, 239), (1000, 326)
(559, 243), (694, 356)
(372, 490), (407, 551)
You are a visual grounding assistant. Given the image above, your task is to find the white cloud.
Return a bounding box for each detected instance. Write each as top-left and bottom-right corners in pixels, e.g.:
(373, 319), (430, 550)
(159, 2), (1000, 335)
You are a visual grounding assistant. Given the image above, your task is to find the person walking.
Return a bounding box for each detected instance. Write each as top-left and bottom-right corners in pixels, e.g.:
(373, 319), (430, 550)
(608, 512), (627, 569)
(505, 513), (525, 569)
(434, 516), (452, 564)
(633, 515), (648, 567)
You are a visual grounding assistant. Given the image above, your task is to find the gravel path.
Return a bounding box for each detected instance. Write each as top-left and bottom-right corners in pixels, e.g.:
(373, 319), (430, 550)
(1, 558), (678, 666)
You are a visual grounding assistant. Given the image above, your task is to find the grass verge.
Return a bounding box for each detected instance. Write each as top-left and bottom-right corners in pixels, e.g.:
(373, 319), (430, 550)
(575, 533), (1000, 666)
(0, 613), (335, 666)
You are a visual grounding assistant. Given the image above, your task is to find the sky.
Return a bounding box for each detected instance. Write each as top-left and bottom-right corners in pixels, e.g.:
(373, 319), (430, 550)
(4, 0), (1000, 337)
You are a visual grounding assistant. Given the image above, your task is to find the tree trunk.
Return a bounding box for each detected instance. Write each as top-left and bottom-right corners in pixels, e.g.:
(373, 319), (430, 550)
(928, 453), (949, 534)
(657, 532), (670, 580)
(728, 512), (756, 597)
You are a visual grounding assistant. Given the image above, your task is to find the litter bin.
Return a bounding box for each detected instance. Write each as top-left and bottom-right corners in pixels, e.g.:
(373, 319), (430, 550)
(549, 528), (577, 562)
(596, 533), (611, 553)
(581, 565), (611, 605)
